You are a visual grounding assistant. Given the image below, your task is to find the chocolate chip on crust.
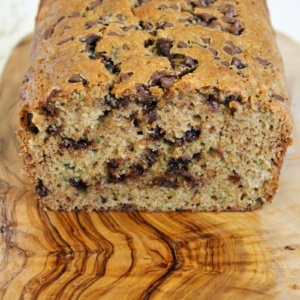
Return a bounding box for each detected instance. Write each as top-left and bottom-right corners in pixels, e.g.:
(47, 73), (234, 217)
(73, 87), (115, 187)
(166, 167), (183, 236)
(272, 94), (286, 102)
(255, 57), (269, 68)
(68, 74), (88, 85)
(231, 57), (246, 69)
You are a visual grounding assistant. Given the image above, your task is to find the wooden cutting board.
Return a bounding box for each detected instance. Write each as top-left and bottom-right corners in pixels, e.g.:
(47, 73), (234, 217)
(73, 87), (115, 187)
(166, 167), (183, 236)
(0, 33), (299, 300)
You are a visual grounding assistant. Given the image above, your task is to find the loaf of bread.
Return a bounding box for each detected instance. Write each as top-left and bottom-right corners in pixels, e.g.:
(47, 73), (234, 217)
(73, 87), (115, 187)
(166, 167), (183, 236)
(17, 0), (292, 212)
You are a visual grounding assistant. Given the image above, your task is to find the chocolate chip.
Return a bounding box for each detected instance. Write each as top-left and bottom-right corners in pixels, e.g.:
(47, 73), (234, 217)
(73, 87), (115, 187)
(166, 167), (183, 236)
(226, 25), (244, 35)
(150, 126), (165, 140)
(100, 55), (121, 74)
(69, 178), (88, 191)
(223, 41), (242, 55)
(158, 4), (168, 10)
(169, 4), (179, 10)
(121, 72), (134, 81)
(156, 38), (173, 57)
(25, 112), (39, 134)
(167, 158), (191, 176)
(44, 26), (55, 39)
(149, 71), (164, 86)
(68, 74), (87, 85)
(177, 41), (189, 48)
(86, 0), (102, 10)
(255, 57), (269, 68)
(85, 20), (99, 29)
(221, 16), (235, 24)
(209, 20), (222, 29)
(178, 17), (193, 23)
(185, 128), (201, 142)
(123, 25), (138, 31)
(184, 56), (198, 67)
(209, 48), (218, 57)
(220, 60), (230, 67)
(221, 4), (237, 17)
(231, 57), (246, 69)
(158, 21), (174, 29)
(160, 76), (175, 89)
(107, 31), (126, 37)
(36, 180), (49, 197)
(201, 37), (211, 44)
(272, 94), (286, 102)
(116, 13), (125, 20)
(195, 13), (217, 23)
(143, 102), (158, 123)
(123, 44), (130, 50)
(69, 11), (81, 18)
(57, 36), (74, 45)
(190, 0), (216, 7)
(85, 33), (99, 46)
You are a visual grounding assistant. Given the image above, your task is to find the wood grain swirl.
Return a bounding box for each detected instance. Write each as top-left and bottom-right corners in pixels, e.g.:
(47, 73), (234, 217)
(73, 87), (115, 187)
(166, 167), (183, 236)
(1, 34), (300, 299)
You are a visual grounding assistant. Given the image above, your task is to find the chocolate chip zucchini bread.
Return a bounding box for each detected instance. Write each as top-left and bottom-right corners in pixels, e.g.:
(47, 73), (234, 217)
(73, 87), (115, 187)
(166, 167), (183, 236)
(17, 0), (292, 211)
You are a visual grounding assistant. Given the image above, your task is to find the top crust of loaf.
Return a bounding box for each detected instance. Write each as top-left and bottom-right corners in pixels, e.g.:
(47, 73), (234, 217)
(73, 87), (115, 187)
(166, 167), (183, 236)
(20, 0), (291, 129)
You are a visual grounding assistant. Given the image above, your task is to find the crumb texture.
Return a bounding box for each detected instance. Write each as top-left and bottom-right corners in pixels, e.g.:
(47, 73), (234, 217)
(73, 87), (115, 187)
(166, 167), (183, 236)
(18, 0), (292, 211)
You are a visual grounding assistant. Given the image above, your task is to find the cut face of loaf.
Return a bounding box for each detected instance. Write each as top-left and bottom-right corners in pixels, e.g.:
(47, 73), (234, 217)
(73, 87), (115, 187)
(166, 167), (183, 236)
(17, 0), (292, 211)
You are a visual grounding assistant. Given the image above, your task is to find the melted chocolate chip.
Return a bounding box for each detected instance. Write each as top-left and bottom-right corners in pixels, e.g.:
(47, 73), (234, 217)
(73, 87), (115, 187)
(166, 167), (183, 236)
(25, 112), (39, 134)
(150, 126), (165, 140)
(46, 124), (62, 135)
(255, 57), (269, 68)
(231, 57), (246, 69)
(206, 94), (220, 110)
(226, 24), (244, 35)
(61, 138), (91, 150)
(153, 177), (178, 188)
(220, 60), (230, 67)
(57, 36), (74, 45)
(185, 128), (201, 142)
(169, 4), (179, 11)
(184, 56), (198, 67)
(145, 149), (160, 167)
(69, 178), (88, 191)
(156, 38), (173, 57)
(210, 20), (222, 29)
(41, 103), (59, 117)
(130, 164), (145, 178)
(104, 94), (129, 109)
(135, 84), (154, 101)
(100, 196), (107, 204)
(36, 180), (49, 197)
(100, 55), (120, 74)
(168, 157), (190, 173)
(222, 16), (236, 24)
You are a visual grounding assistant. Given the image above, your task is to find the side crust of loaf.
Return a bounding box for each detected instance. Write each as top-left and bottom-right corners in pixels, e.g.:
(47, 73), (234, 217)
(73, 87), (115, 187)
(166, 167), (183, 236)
(17, 0), (292, 212)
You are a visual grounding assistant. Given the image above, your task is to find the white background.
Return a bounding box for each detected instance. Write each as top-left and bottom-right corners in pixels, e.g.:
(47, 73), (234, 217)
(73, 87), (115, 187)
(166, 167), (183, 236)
(0, 0), (299, 76)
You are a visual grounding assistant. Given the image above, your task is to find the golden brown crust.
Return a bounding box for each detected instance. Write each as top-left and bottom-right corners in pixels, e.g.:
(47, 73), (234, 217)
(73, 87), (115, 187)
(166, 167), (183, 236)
(18, 0), (292, 212)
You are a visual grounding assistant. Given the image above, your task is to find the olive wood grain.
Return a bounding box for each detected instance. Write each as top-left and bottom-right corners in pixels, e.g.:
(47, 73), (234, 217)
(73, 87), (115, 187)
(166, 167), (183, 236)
(0, 33), (300, 299)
